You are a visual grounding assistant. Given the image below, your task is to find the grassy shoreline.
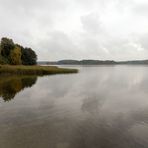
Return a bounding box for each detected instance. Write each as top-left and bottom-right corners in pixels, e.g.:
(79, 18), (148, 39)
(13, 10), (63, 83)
(0, 65), (78, 75)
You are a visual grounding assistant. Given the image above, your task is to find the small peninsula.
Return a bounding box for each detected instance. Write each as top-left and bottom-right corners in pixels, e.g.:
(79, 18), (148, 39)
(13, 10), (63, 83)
(0, 37), (78, 75)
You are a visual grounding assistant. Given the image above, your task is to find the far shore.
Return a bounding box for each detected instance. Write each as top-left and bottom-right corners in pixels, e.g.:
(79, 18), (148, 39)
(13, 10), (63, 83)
(38, 59), (148, 65)
(0, 65), (78, 75)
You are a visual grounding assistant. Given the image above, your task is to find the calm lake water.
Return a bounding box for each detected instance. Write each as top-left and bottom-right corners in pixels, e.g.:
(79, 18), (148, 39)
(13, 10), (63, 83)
(0, 65), (148, 148)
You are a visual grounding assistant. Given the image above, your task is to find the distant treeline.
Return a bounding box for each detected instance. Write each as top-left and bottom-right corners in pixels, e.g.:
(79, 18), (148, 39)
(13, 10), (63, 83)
(38, 59), (148, 65)
(0, 37), (37, 65)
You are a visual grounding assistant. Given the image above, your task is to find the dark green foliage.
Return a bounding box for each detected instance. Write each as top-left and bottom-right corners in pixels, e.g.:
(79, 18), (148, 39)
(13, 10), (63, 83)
(0, 37), (15, 58)
(0, 37), (37, 65)
(21, 48), (37, 65)
(0, 55), (9, 64)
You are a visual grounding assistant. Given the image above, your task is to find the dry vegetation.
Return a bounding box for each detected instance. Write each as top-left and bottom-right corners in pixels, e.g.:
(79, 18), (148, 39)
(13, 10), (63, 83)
(0, 65), (78, 75)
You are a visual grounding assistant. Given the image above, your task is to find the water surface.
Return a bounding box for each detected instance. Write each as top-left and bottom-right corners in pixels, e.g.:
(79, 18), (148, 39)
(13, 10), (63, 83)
(0, 66), (148, 148)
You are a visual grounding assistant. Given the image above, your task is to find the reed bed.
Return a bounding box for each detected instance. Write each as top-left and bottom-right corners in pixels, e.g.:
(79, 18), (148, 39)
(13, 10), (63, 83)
(0, 65), (78, 75)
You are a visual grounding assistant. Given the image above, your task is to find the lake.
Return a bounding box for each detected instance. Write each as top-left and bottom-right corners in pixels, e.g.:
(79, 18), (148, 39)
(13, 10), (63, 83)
(0, 65), (148, 148)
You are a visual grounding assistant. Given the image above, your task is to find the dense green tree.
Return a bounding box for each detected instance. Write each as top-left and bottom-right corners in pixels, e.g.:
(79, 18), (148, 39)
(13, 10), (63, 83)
(0, 55), (8, 64)
(21, 47), (37, 65)
(0, 37), (15, 58)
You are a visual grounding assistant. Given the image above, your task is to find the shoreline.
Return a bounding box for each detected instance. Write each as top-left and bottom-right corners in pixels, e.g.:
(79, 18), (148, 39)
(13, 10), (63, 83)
(0, 65), (78, 75)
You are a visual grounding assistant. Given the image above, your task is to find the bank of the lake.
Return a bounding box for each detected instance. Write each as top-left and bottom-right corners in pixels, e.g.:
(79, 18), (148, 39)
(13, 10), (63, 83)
(0, 65), (78, 75)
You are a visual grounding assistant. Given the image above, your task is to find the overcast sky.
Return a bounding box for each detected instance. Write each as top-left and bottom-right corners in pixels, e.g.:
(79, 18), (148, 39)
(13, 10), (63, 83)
(0, 0), (148, 61)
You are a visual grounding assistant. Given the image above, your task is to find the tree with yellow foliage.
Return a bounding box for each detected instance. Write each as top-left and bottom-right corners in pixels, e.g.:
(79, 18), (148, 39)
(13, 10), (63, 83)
(9, 46), (22, 65)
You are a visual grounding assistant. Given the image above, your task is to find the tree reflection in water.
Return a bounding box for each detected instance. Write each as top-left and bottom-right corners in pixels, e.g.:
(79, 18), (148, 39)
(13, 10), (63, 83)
(0, 75), (37, 101)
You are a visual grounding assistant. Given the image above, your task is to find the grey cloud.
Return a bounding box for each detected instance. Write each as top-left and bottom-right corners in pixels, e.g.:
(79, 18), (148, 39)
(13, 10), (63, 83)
(0, 0), (148, 60)
(0, 0), (67, 11)
(36, 31), (80, 60)
(132, 2), (148, 15)
(81, 13), (103, 35)
(139, 35), (148, 49)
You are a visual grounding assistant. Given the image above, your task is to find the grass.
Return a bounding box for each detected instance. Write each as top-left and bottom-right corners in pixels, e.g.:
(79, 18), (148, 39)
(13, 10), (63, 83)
(0, 65), (78, 75)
